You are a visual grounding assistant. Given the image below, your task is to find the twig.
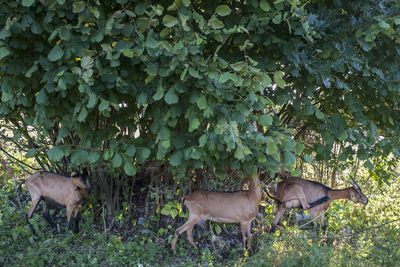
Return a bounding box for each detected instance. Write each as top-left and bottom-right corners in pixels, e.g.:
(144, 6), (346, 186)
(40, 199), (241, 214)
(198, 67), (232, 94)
(102, 205), (107, 236)
(0, 149), (39, 174)
(311, 218), (400, 240)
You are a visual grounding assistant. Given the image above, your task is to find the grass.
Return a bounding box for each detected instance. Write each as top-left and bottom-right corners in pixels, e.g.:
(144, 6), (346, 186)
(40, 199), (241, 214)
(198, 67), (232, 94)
(1, 177), (399, 266)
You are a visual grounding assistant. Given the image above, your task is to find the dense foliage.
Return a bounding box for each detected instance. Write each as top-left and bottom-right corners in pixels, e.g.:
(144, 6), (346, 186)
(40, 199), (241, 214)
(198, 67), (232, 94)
(1, 0), (400, 177)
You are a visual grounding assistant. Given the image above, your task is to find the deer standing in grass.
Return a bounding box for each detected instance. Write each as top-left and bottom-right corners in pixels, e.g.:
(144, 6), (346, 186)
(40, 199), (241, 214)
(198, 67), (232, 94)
(18, 171), (91, 234)
(171, 172), (262, 254)
(266, 175), (368, 232)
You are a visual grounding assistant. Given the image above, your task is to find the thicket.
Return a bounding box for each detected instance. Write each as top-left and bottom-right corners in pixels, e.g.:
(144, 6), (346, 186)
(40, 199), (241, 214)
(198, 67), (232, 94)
(1, 0), (400, 265)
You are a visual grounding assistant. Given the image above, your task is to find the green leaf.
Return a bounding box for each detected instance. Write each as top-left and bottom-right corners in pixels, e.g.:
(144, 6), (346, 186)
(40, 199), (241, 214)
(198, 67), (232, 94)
(87, 93), (98, 108)
(0, 47), (10, 60)
(126, 145), (136, 157)
(22, 0), (35, 7)
(209, 17), (224, 29)
(214, 33), (223, 42)
(234, 146), (244, 160)
(230, 61), (245, 71)
(59, 27), (71, 41)
(1, 91), (10, 102)
(284, 151), (296, 166)
(87, 151), (100, 163)
(99, 99), (109, 111)
(315, 108), (324, 120)
(25, 63), (38, 78)
(77, 107), (88, 122)
(170, 150), (183, 166)
(81, 56), (93, 69)
(236, 103), (250, 116)
(157, 126), (171, 140)
(164, 91), (179, 104)
(197, 95), (208, 110)
(170, 209), (178, 219)
(25, 149), (37, 158)
(189, 117), (200, 132)
(304, 155), (312, 163)
(163, 15), (179, 27)
(378, 20), (390, 29)
(112, 153), (123, 167)
(215, 224), (222, 234)
(294, 143), (305, 154)
(182, 0), (190, 7)
(260, 0), (271, 11)
(199, 134), (207, 147)
(137, 147), (150, 163)
(145, 65), (158, 76)
(47, 147), (64, 161)
(48, 45), (64, 61)
(220, 72), (231, 83)
(103, 150), (114, 161)
(188, 68), (200, 78)
(73, 1), (86, 13)
(364, 159), (373, 170)
(160, 205), (171, 216)
(338, 131), (348, 142)
(36, 90), (48, 104)
(259, 114), (273, 126)
(124, 161), (137, 176)
(267, 142), (278, 155)
(274, 71), (286, 88)
(71, 149), (88, 165)
(153, 90), (164, 101)
(216, 5), (231, 16)
(260, 74), (272, 87)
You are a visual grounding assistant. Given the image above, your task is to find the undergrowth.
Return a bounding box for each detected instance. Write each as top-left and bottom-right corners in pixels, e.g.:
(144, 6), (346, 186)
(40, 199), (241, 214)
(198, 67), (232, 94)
(1, 178), (399, 266)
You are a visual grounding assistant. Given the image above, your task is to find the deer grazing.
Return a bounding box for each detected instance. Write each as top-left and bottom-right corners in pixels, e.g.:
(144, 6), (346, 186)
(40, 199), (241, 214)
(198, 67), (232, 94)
(171, 172), (262, 255)
(18, 171), (91, 234)
(266, 175), (368, 232)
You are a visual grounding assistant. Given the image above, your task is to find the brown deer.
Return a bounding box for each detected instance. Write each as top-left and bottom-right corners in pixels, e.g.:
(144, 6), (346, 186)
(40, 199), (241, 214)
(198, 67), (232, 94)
(18, 171), (91, 234)
(266, 175), (368, 232)
(171, 172), (262, 254)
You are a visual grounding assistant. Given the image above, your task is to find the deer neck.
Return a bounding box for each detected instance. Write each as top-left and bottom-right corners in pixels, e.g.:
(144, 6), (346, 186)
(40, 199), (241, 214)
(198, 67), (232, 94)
(327, 187), (353, 201)
(248, 178), (262, 203)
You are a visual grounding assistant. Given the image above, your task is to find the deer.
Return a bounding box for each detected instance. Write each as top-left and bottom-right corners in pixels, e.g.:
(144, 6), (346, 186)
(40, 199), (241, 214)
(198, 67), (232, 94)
(171, 172), (262, 255)
(266, 175), (368, 232)
(18, 171), (91, 234)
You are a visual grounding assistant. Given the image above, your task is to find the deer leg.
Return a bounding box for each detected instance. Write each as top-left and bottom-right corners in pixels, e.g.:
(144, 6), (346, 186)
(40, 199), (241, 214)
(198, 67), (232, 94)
(298, 189), (310, 210)
(271, 204), (286, 233)
(42, 202), (56, 229)
(240, 222), (248, 250)
(185, 226), (197, 250)
(73, 208), (81, 234)
(246, 221), (253, 252)
(320, 212), (326, 233)
(171, 216), (201, 254)
(309, 210), (320, 232)
(66, 206), (73, 232)
(26, 196), (41, 234)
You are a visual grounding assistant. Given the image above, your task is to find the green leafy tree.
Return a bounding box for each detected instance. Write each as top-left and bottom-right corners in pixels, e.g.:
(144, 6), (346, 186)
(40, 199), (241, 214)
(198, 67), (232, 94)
(0, 0), (399, 186)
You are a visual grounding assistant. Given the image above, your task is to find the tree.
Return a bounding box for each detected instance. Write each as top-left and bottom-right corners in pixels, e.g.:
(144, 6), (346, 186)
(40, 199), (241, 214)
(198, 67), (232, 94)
(0, 0), (399, 195)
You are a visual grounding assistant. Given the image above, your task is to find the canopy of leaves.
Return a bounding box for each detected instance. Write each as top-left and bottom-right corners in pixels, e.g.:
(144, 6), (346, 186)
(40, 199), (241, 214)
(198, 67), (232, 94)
(0, 0), (399, 180)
